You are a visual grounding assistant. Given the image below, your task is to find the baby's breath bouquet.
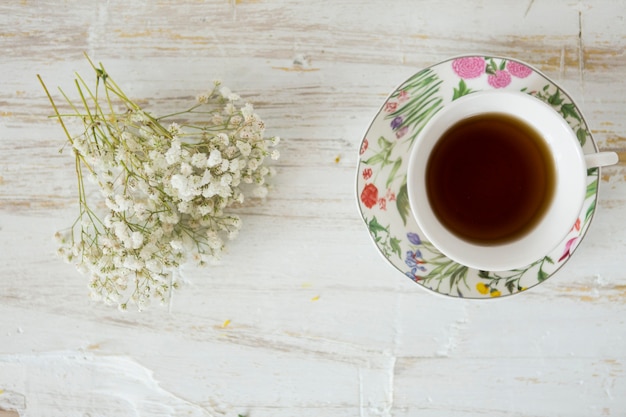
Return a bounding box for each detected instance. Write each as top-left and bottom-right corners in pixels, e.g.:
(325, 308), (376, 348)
(38, 57), (279, 310)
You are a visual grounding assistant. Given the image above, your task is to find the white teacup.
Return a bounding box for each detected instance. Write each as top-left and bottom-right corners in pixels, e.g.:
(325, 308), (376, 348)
(407, 91), (618, 271)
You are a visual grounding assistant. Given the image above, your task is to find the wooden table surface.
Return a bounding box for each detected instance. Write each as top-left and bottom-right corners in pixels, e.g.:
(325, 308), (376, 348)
(1, 1), (626, 416)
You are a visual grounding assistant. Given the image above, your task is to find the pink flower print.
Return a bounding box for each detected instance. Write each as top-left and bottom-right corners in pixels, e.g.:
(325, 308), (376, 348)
(360, 138), (369, 155)
(488, 70), (512, 88)
(397, 90), (409, 102)
(395, 126), (409, 139)
(386, 189), (396, 201)
(452, 56), (486, 79)
(571, 217), (581, 232)
(362, 167), (373, 180)
(506, 61), (533, 78)
(378, 197), (387, 211)
(384, 102), (398, 112)
(558, 237), (578, 262)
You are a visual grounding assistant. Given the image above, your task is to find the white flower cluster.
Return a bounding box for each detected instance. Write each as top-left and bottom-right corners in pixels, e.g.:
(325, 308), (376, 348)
(51, 73), (279, 310)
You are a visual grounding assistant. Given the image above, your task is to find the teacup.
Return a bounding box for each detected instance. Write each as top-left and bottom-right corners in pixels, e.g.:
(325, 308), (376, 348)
(407, 91), (618, 271)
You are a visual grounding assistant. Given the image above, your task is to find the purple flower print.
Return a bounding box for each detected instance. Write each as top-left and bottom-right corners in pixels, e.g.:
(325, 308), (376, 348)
(452, 56), (486, 79)
(487, 70), (512, 88)
(405, 268), (423, 281)
(407, 232), (421, 245)
(391, 116), (403, 130)
(405, 249), (426, 281)
(506, 61), (533, 78)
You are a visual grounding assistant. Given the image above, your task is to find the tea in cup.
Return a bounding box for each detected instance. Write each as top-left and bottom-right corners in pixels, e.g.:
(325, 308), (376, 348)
(407, 91), (618, 271)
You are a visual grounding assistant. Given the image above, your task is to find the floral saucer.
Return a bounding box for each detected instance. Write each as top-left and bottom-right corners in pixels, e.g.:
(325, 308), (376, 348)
(356, 55), (600, 298)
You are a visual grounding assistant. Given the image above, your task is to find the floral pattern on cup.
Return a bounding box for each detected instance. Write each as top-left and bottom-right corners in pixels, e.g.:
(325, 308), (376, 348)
(357, 55), (600, 298)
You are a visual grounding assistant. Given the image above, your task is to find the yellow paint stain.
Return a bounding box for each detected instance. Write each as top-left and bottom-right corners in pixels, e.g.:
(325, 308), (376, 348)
(116, 28), (207, 44)
(86, 343), (100, 350)
(0, 389), (3, 394)
(0, 176), (4, 185)
(334, 155), (341, 164)
(311, 295), (320, 302)
(1, 112), (13, 117)
(515, 377), (541, 384)
(117, 29), (153, 38)
(561, 283), (626, 303)
(221, 319), (231, 328)
(272, 66), (320, 72)
(301, 282), (312, 288)
(603, 135), (626, 147)
(15, 90), (25, 97)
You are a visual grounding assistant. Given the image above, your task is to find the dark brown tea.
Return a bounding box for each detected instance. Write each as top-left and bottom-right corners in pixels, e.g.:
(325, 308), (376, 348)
(425, 113), (555, 245)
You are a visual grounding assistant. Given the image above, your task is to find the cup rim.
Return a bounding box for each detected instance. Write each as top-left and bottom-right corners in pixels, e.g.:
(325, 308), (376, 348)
(406, 90), (587, 271)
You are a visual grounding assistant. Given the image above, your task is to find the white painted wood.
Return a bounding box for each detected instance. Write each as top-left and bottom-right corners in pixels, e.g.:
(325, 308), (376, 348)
(1, 0), (625, 416)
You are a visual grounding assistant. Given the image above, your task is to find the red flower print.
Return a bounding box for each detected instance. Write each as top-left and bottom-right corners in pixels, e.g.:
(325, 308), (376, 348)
(384, 102), (398, 112)
(362, 167), (373, 180)
(398, 90), (409, 102)
(360, 138), (369, 155)
(572, 217), (581, 232)
(506, 61), (533, 78)
(452, 56), (486, 79)
(360, 183), (379, 209)
(488, 70), (512, 88)
(378, 197), (387, 210)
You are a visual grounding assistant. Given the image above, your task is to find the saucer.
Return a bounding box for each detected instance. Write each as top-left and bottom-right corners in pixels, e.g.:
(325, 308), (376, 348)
(355, 55), (600, 298)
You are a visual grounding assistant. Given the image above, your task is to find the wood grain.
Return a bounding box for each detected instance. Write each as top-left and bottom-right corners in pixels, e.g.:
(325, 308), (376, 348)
(1, 1), (625, 416)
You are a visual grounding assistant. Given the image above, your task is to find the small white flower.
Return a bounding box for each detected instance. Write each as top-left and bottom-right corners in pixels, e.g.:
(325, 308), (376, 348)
(236, 140), (252, 157)
(130, 231), (144, 249)
(123, 256), (144, 271)
(191, 152), (207, 168)
(170, 239), (184, 252)
(178, 201), (190, 213)
(165, 139), (182, 165)
(248, 158), (259, 170)
(219, 86), (232, 99)
(206, 231), (222, 250)
(168, 122), (182, 135)
(180, 162), (193, 176)
(207, 149), (222, 167)
(114, 194), (132, 211)
(216, 132), (229, 146)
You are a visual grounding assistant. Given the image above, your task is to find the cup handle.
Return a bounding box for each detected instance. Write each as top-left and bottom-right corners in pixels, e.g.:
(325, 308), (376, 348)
(585, 151), (619, 168)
